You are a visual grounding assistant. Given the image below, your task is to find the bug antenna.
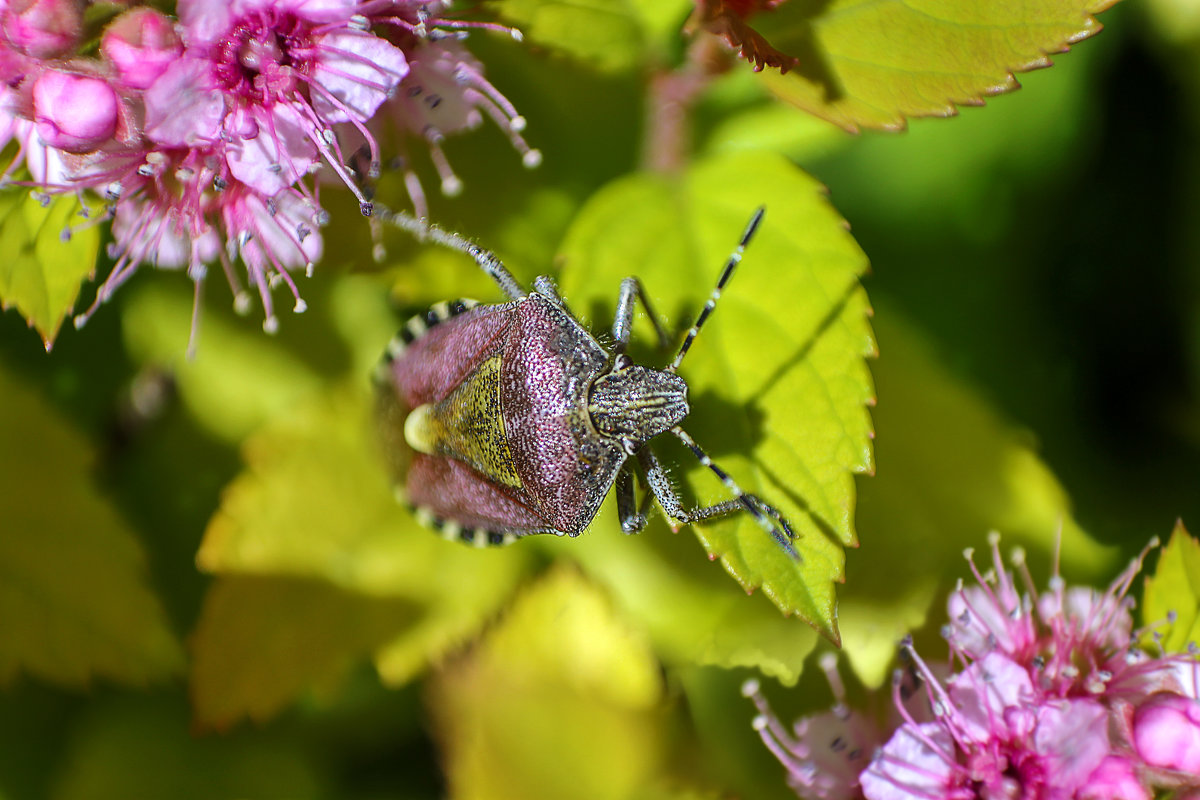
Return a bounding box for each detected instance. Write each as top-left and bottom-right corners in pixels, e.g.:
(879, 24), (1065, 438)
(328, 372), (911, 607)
(667, 207), (765, 374)
(372, 204), (527, 300)
(669, 425), (799, 560)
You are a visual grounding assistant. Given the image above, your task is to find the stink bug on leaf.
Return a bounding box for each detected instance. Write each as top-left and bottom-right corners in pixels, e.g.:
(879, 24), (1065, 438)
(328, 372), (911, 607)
(373, 207), (797, 558)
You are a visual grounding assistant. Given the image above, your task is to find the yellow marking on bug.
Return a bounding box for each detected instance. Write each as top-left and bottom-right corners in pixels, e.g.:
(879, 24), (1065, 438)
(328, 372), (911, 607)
(402, 355), (522, 488)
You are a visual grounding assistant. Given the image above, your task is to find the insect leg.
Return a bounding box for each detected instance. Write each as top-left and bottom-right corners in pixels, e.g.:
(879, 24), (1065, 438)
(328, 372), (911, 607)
(667, 207), (765, 373)
(373, 205), (527, 300)
(612, 277), (670, 356)
(616, 461), (647, 534)
(641, 429), (798, 559)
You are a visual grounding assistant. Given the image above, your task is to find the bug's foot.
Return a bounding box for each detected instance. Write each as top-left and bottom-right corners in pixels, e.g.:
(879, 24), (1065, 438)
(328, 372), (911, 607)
(742, 493), (800, 561)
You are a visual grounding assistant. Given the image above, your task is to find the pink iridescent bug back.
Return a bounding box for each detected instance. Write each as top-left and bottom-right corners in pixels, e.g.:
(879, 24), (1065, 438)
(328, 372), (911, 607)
(373, 208), (797, 556)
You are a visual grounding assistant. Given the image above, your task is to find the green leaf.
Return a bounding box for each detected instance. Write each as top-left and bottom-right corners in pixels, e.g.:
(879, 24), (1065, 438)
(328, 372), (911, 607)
(0, 364), (183, 688)
(0, 193), (100, 350)
(1142, 520), (1200, 653)
(494, 0), (691, 70)
(556, 151), (875, 640)
(428, 567), (670, 800)
(53, 697), (324, 800)
(121, 281), (323, 443)
(842, 305), (1117, 687)
(195, 383), (531, 700)
(190, 575), (421, 729)
(557, 502), (819, 685)
(751, 0), (1119, 131)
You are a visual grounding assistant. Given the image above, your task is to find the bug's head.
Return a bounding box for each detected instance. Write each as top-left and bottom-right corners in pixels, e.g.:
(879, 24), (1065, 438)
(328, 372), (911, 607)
(588, 359), (689, 454)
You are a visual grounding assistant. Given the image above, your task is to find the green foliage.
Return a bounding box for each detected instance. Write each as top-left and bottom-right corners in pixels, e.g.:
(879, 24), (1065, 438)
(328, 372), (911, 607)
(562, 506), (820, 685)
(497, 0), (655, 70)
(6, 1), (1191, 799)
(191, 385), (533, 723)
(557, 151), (874, 639)
(428, 567), (675, 800)
(0, 364), (183, 688)
(190, 575), (421, 729)
(844, 307), (1116, 686)
(755, 0), (1118, 130)
(52, 698), (324, 800)
(121, 282), (325, 443)
(1142, 521), (1200, 653)
(0, 194), (99, 350)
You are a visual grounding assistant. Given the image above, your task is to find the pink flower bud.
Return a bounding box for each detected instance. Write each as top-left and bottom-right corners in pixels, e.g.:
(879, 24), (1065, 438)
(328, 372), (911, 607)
(1079, 756), (1149, 800)
(2, 0), (83, 59)
(1133, 692), (1200, 774)
(100, 8), (182, 90)
(32, 70), (118, 154)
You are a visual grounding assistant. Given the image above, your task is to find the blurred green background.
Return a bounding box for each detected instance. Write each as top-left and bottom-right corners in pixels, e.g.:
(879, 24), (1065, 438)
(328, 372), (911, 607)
(2, 2), (1198, 799)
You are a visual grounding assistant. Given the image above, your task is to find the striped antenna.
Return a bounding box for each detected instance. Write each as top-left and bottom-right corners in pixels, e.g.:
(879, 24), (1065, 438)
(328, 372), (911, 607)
(667, 207), (765, 374)
(373, 205), (527, 301)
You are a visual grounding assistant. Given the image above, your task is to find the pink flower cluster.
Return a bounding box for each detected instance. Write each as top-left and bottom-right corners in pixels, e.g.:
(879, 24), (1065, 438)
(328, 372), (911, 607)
(0, 0), (537, 344)
(745, 534), (1200, 800)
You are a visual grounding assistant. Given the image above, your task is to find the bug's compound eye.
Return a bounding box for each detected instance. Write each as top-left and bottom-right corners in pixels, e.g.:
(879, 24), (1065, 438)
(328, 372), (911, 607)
(613, 353), (632, 371)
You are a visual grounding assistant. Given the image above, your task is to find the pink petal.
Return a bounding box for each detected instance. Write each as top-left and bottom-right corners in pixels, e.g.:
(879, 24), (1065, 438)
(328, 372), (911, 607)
(225, 106), (315, 195)
(176, 0), (236, 45)
(947, 653), (1036, 743)
(1032, 699), (1111, 790)
(861, 723), (956, 800)
(311, 30), (408, 123)
(144, 60), (225, 146)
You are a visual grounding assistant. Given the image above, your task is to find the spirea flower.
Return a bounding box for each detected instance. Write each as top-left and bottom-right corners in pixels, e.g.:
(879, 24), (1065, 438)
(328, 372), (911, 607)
(747, 533), (1200, 800)
(355, 0), (540, 217)
(0, 0), (538, 350)
(160, 0), (409, 210)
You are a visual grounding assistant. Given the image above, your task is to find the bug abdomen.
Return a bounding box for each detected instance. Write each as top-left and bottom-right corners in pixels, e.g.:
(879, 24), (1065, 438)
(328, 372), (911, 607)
(386, 302), (517, 407)
(499, 298), (622, 533)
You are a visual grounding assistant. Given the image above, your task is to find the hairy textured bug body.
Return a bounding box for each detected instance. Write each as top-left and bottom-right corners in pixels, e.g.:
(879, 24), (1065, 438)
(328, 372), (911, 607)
(374, 207), (796, 556)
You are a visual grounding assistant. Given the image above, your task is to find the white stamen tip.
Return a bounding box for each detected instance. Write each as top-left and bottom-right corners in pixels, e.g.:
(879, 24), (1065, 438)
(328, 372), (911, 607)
(293, 299), (307, 314)
(741, 679), (760, 697)
(510, 115), (527, 132)
(522, 149), (543, 169)
(441, 175), (463, 197)
(263, 315), (279, 334)
(751, 714), (768, 731)
(305, 262), (315, 278)
(233, 292), (253, 315)
(510, 29), (523, 42)
(73, 314), (87, 329)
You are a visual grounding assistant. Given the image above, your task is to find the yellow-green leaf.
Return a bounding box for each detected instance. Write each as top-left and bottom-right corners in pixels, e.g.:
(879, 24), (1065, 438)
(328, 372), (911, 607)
(190, 575), (421, 729)
(0, 364), (183, 688)
(557, 502), (819, 685)
(121, 281), (323, 443)
(842, 305), (1117, 687)
(428, 567), (669, 800)
(53, 698), (324, 800)
(0, 192), (99, 349)
(753, 0), (1119, 131)
(495, 0), (691, 70)
(1141, 520), (1200, 654)
(556, 151), (874, 640)
(195, 383), (531, 696)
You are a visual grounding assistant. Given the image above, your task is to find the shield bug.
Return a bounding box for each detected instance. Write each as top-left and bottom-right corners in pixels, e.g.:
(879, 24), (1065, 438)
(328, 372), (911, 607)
(373, 207), (797, 557)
